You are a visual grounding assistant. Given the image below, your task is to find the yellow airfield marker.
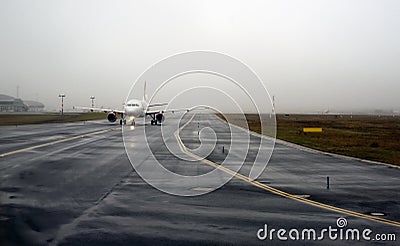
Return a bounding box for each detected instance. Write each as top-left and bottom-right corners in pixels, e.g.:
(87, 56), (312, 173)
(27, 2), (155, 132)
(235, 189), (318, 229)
(303, 128), (323, 133)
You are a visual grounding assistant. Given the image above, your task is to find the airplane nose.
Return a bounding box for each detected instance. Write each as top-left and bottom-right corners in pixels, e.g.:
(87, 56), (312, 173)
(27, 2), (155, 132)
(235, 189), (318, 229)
(127, 108), (139, 116)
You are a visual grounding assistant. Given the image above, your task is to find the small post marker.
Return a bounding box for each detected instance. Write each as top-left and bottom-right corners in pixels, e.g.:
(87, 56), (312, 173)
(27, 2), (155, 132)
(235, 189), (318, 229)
(222, 146), (225, 153)
(327, 176), (330, 190)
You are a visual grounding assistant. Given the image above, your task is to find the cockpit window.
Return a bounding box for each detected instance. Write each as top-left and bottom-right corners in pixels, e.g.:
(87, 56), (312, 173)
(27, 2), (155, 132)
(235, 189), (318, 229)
(127, 103), (139, 107)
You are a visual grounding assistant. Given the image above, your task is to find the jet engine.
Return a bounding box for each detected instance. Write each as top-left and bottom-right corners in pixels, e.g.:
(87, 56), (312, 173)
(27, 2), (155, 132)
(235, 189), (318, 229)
(156, 113), (165, 123)
(107, 112), (117, 122)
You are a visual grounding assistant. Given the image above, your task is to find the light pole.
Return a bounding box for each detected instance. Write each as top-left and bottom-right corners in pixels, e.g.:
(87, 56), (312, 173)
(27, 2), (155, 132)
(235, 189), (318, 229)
(90, 96), (95, 108)
(59, 94), (66, 116)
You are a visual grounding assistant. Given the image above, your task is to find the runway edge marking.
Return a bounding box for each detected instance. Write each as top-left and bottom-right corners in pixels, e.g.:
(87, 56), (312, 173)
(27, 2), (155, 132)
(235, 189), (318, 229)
(175, 114), (400, 227)
(0, 127), (119, 157)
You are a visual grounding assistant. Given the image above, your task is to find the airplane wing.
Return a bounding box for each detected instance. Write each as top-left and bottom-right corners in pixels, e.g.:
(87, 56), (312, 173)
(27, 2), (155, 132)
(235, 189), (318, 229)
(162, 108), (191, 113)
(145, 105), (211, 125)
(145, 106), (210, 115)
(145, 108), (187, 116)
(73, 106), (124, 114)
(148, 102), (168, 108)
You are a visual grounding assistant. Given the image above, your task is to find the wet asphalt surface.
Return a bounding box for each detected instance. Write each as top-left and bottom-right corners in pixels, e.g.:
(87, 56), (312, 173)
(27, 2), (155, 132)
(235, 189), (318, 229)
(0, 114), (399, 245)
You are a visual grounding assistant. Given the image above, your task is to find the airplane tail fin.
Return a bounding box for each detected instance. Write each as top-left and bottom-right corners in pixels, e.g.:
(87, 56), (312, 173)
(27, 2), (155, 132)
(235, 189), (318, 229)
(143, 81), (148, 102)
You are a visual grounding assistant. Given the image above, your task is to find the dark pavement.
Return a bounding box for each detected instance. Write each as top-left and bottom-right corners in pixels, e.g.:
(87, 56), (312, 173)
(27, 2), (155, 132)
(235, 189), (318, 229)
(0, 114), (398, 245)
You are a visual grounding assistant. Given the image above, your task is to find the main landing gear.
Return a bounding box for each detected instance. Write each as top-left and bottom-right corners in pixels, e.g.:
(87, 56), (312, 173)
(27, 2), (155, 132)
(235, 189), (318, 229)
(120, 119), (127, 125)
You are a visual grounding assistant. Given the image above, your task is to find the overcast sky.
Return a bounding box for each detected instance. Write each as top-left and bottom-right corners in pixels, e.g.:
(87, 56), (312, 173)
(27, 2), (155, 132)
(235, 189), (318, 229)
(0, 0), (399, 113)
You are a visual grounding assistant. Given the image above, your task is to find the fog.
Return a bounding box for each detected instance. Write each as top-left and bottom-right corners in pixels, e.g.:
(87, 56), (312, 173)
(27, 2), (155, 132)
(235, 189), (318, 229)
(0, 0), (399, 113)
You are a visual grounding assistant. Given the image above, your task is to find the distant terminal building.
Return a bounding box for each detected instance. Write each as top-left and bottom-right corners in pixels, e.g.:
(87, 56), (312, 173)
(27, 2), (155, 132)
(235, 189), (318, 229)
(23, 100), (45, 112)
(0, 94), (27, 112)
(0, 94), (44, 112)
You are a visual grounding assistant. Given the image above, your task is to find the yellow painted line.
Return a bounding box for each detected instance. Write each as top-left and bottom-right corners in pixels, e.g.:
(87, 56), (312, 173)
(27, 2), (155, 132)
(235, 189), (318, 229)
(0, 128), (118, 157)
(175, 115), (400, 227)
(303, 127), (323, 133)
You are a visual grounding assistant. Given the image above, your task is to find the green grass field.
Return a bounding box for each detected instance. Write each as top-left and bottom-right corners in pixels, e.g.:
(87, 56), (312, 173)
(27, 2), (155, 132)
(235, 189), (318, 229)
(0, 112), (106, 125)
(219, 114), (400, 166)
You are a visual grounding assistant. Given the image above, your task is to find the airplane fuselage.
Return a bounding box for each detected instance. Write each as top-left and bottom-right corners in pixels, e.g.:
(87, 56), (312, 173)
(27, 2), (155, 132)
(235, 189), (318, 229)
(124, 99), (146, 118)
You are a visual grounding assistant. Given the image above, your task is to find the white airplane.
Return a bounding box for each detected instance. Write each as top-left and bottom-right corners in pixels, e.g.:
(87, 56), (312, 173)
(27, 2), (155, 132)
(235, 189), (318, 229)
(75, 82), (188, 125)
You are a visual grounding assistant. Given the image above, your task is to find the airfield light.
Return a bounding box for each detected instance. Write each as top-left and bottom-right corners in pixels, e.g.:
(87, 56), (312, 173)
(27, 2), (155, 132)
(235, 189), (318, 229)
(58, 94), (66, 116)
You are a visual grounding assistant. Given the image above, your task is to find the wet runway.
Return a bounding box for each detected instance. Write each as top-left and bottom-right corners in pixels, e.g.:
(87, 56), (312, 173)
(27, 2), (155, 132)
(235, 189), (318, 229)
(0, 114), (399, 245)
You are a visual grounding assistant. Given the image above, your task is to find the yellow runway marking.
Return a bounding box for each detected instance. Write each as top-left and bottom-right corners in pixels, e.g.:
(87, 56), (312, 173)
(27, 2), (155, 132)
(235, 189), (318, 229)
(303, 127), (323, 133)
(0, 128), (118, 157)
(175, 115), (400, 227)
